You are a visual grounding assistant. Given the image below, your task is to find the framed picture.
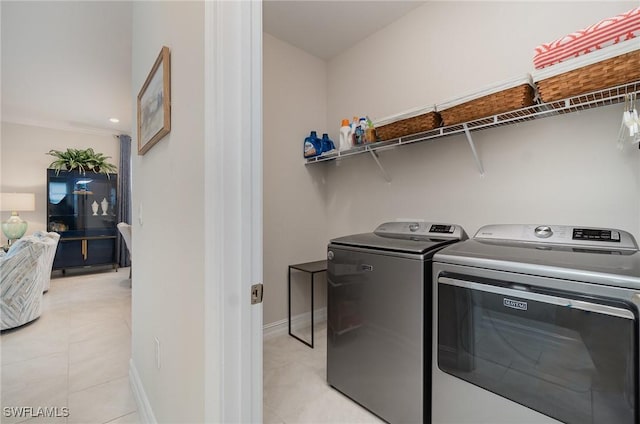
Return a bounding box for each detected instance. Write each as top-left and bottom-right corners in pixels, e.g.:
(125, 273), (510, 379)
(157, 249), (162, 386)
(137, 46), (171, 155)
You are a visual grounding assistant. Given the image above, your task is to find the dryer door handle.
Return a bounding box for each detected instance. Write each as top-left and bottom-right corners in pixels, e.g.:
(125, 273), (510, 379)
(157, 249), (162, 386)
(438, 277), (635, 320)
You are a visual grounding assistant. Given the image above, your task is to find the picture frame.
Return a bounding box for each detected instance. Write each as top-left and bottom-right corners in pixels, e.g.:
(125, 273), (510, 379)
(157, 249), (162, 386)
(137, 46), (171, 155)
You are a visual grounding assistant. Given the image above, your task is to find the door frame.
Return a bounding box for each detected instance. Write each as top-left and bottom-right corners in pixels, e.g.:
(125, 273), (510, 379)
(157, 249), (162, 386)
(204, 1), (263, 422)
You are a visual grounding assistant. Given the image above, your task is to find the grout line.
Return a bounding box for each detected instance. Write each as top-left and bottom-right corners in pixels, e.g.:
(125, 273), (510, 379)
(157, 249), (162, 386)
(102, 410), (138, 424)
(68, 373), (131, 395)
(0, 347), (69, 367)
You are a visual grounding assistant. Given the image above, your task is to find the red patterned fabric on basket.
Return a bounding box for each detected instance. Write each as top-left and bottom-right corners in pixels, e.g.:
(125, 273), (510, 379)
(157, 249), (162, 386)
(534, 7), (640, 69)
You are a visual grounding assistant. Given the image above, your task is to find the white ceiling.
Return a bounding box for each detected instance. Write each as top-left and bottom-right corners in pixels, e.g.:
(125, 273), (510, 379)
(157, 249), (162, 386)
(1, 1), (132, 135)
(1, 1), (424, 136)
(263, 0), (426, 60)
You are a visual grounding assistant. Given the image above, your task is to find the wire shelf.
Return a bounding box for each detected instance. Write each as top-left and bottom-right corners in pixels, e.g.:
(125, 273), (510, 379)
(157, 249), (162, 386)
(305, 80), (640, 165)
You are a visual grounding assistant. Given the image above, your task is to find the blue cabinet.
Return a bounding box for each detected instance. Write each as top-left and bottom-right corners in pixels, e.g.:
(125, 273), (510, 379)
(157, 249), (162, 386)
(47, 169), (118, 272)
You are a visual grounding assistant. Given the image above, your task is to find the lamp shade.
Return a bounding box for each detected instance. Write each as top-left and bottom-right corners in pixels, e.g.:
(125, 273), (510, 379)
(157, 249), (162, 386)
(1, 193), (35, 212)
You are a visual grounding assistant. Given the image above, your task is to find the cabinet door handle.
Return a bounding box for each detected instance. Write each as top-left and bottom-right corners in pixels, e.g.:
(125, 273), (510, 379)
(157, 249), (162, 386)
(82, 239), (88, 261)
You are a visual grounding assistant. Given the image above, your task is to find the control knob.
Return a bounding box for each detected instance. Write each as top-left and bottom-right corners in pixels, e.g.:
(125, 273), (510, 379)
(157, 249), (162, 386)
(534, 226), (553, 238)
(409, 223), (420, 232)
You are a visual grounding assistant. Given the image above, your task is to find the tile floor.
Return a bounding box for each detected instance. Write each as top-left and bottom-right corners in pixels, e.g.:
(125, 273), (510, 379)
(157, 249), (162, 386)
(1, 268), (139, 424)
(2, 269), (382, 424)
(263, 323), (384, 424)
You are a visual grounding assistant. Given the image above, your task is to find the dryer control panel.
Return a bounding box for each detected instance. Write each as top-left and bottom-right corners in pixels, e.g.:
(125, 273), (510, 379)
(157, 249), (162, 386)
(474, 224), (638, 251)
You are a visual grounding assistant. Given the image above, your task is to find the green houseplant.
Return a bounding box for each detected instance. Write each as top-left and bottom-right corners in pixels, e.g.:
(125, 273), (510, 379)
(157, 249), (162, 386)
(47, 148), (117, 176)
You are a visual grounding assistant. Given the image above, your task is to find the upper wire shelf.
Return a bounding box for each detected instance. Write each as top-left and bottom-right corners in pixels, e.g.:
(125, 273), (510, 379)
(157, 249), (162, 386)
(305, 80), (640, 165)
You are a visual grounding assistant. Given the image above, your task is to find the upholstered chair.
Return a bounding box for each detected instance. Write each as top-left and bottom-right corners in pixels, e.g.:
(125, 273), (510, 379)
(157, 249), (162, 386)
(117, 222), (132, 278)
(32, 231), (60, 292)
(0, 236), (47, 330)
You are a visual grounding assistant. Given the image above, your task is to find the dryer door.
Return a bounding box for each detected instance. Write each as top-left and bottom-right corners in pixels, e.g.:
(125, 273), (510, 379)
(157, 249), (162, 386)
(438, 276), (638, 424)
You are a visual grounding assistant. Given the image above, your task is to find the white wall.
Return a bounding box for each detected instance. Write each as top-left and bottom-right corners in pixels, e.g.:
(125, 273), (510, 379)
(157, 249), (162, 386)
(262, 1), (640, 328)
(327, 1), (638, 123)
(0, 122), (120, 243)
(263, 33), (329, 326)
(130, 2), (204, 422)
(324, 1), (640, 240)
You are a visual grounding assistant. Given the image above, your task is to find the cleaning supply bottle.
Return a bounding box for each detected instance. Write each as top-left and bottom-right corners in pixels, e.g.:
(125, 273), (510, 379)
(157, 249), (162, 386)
(303, 131), (321, 158)
(354, 117), (365, 145)
(351, 116), (359, 145)
(365, 116), (376, 143)
(339, 119), (351, 151)
(358, 117), (367, 143)
(321, 133), (336, 153)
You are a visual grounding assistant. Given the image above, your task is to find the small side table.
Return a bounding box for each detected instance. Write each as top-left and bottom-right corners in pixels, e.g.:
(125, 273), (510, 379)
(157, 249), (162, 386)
(288, 259), (327, 348)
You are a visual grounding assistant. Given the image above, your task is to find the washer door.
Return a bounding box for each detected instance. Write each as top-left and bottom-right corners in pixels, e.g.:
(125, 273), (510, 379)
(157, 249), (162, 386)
(438, 275), (638, 424)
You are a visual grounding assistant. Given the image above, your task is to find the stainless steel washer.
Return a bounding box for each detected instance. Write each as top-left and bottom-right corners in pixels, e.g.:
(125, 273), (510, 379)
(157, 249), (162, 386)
(327, 221), (467, 423)
(432, 224), (640, 424)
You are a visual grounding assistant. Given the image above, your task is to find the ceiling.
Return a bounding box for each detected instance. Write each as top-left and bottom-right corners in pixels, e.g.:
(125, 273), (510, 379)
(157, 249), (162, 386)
(1, 1), (133, 135)
(1, 1), (424, 136)
(263, 1), (426, 60)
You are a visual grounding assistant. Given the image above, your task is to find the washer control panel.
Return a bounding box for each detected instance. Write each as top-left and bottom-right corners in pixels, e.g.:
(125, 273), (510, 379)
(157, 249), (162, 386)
(475, 224), (637, 250)
(374, 221), (466, 239)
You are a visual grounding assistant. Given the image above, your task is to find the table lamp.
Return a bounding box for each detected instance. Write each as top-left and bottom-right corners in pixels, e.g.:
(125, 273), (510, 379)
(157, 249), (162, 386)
(1, 192), (36, 246)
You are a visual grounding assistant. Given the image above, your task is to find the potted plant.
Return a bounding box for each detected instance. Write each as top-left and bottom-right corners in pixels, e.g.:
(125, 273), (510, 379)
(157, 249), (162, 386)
(47, 148), (117, 176)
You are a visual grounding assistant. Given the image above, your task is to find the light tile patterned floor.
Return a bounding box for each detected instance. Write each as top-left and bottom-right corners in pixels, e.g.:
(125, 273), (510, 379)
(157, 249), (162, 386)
(1, 268), (138, 424)
(2, 268), (382, 424)
(264, 323), (384, 424)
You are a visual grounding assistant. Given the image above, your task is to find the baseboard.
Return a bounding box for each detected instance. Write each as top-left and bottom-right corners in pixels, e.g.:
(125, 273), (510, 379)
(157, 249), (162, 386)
(263, 307), (326, 340)
(129, 359), (158, 424)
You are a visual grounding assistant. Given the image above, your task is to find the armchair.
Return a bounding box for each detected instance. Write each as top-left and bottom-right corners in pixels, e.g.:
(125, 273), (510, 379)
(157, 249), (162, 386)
(117, 222), (132, 278)
(32, 231), (60, 292)
(0, 236), (49, 330)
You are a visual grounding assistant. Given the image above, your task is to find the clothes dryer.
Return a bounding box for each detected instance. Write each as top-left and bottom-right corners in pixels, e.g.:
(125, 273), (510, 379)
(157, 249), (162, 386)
(432, 224), (640, 424)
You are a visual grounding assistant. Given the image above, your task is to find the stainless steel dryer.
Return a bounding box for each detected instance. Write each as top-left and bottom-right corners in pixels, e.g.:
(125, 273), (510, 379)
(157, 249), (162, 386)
(432, 224), (640, 424)
(327, 221), (467, 423)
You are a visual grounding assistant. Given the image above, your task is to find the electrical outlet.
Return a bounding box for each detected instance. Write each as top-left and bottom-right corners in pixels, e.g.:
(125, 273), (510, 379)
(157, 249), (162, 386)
(154, 337), (160, 369)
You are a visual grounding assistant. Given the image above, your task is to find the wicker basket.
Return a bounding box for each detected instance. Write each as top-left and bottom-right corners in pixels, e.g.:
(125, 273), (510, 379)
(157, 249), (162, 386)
(438, 84), (535, 126)
(535, 49), (640, 102)
(375, 111), (441, 141)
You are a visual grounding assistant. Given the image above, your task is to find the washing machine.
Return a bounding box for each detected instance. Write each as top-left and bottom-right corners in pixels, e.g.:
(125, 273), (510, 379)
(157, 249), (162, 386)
(327, 221), (467, 423)
(432, 224), (640, 424)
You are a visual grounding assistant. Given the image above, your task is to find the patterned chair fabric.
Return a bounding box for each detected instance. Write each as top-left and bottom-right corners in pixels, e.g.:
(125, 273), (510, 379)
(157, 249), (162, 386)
(32, 231), (60, 292)
(117, 223), (132, 279)
(0, 236), (48, 330)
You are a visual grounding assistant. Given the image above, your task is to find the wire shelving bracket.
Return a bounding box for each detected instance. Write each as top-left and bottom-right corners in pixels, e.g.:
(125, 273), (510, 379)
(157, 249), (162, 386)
(462, 123), (484, 176)
(369, 150), (391, 182)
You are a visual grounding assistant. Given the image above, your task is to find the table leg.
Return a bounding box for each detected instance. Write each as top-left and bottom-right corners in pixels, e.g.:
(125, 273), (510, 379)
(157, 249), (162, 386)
(288, 266), (292, 338)
(311, 272), (315, 348)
